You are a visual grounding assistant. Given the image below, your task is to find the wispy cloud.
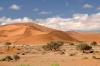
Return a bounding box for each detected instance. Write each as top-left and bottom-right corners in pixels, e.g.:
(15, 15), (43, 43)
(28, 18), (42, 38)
(39, 11), (52, 15)
(97, 6), (100, 10)
(0, 6), (3, 11)
(83, 3), (93, 9)
(33, 8), (39, 12)
(10, 4), (20, 11)
(65, 2), (69, 7)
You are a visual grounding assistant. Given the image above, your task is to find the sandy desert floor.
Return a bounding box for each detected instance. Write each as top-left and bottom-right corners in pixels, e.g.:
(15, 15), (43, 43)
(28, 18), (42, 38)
(0, 43), (100, 66)
(0, 55), (100, 66)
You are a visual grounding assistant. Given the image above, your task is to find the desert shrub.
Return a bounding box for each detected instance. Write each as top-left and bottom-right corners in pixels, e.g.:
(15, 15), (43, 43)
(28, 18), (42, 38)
(50, 63), (60, 66)
(69, 53), (76, 56)
(42, 51), (46, 55)
(17, 48), (21, 50)
(0, 55), (20, 62)
(0, 56), (13, 62)
(42, 41), (64, 51)
(56, 49), (65, 55)
(93, 51), (99, 54)
(5, 42), (12, 46)
(17, 64), (30, 66)
(5, 56), (12, 61)
(76, 43), (92, 53)
(92, 56), (97, 59)
(59, 51), (65, 55)
(5, 42), (12, 51)
(16, 52), (20, 54)
(0, 57), (7, 61)
(82, 56), (88, 59)
(90, 41), (97, 46)
(92, 56), (100, 59)
(69, 43), (74, 45)
(13, 55), (20, 61)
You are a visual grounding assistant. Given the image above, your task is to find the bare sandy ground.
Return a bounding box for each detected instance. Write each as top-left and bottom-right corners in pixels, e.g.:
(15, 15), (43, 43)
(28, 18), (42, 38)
(0, 55), (100, 66)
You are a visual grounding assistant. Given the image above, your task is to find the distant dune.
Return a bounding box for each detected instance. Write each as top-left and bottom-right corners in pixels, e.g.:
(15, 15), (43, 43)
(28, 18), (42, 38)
(66, 31), (100, 43)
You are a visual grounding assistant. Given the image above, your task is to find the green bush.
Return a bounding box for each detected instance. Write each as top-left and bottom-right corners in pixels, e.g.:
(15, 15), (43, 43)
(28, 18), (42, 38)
(76, 43), (92, 53)
(50, 63), (60, 66)
(42, 41), (64, 51)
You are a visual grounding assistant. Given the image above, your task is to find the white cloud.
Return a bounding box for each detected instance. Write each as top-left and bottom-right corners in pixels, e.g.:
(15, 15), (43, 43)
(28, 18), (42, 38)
(36, 12), (100, 31)
(33, 8), (39, 12)
(1, 13), (100, 31)
(97, 6), (100, 10)
(0, 6), (3, 11)
(83, 3), (93, 9)
(0, 17), (33, 25)
(10, 4), (20, 11)
(65, 2), (69, 7)
(39, 11), (52, 15)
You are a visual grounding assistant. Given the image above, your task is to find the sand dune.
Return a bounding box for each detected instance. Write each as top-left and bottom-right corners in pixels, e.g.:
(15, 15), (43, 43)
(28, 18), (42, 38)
(0, 22), (100, 44)
(67, 31), (100, 42)
(0, 22), (77, 44)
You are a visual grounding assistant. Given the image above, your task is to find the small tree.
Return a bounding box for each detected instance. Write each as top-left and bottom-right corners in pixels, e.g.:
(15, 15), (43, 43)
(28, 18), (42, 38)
(42, 41), (64, 51)
(90, 41), (97, 46)
(76, 43), (92, 53)
(5, 42), (12, 52)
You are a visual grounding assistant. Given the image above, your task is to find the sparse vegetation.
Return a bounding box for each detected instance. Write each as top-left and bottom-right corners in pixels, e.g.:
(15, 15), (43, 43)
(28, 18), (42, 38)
(5, 42), (12, 51)
(76, 43), (92, 53)
(92, 56), (97, 59)
(90, 41), (97, 46)
(92, 56), (100, 59)
(69, 43), (74, 45)
(13, 55), (20, 61)
(0, 55), (13, 62)
(42, 41), (64, 51)
(82, 56), (88, 59)
(58, 51), (65, 55)
(50, 63), (60, 66)
(69, 53), (76, 56)
(0, 55), (20, 62)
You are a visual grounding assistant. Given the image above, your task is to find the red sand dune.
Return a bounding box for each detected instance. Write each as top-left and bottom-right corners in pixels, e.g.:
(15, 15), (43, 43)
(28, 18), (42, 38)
(0, 22), (99, 44)
(0, 22), (77, 44)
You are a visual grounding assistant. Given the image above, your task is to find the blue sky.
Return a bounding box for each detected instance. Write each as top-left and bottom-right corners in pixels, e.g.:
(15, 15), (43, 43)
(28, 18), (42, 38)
(0, 0), (100, 19)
